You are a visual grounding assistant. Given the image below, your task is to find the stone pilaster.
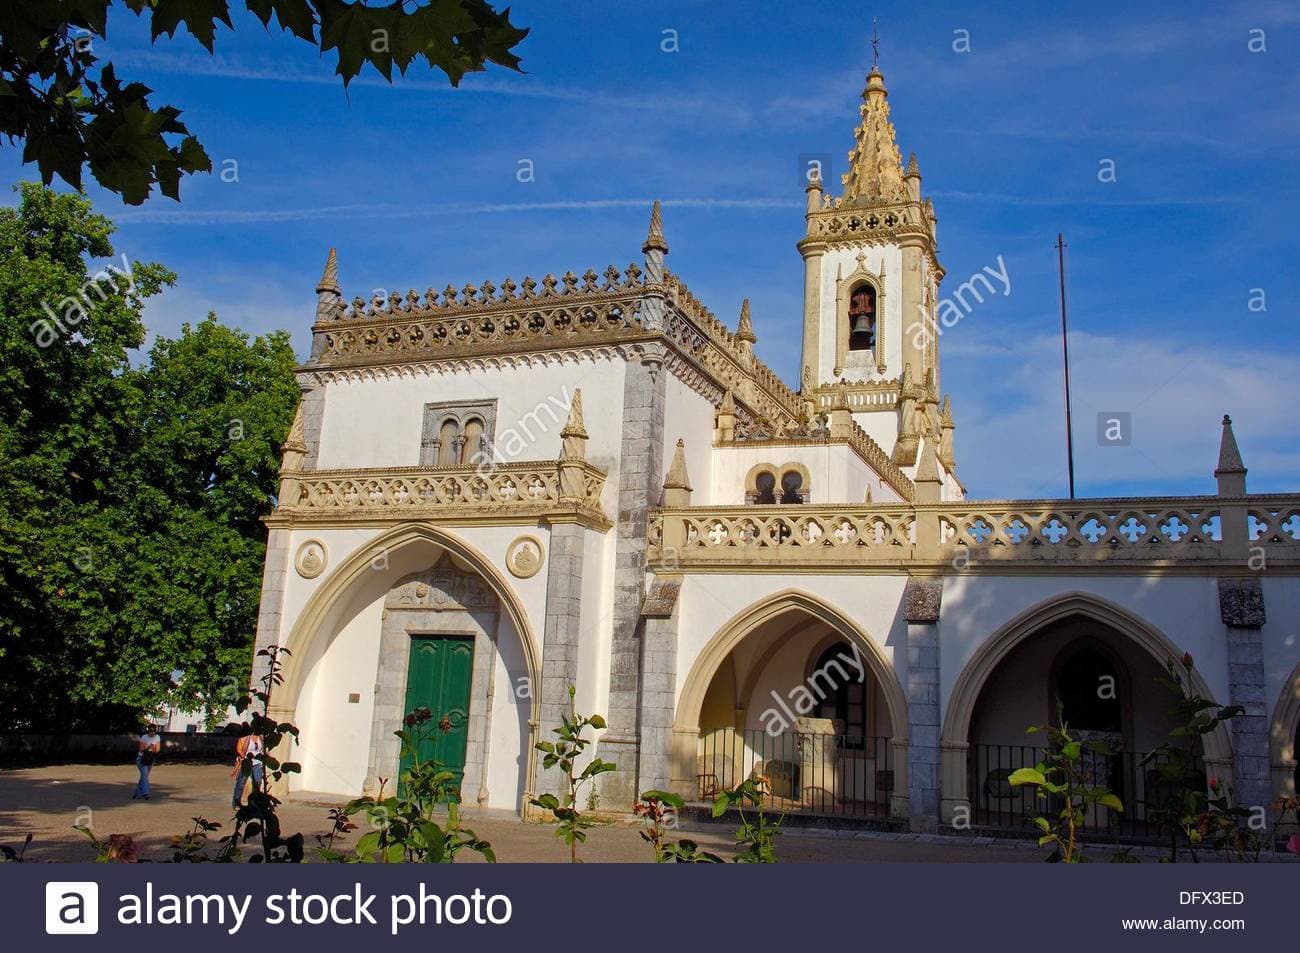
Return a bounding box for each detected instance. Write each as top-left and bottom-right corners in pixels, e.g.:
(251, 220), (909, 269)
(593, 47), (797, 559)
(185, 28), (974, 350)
(535, 520), (587, 796)
(253, 528), (292, 698)
(598, 346), (668, 806)
(903, 578), (942, 830)
(294, 375), (327, 469)
(1219, 578), (1271, 821)
(636, 577), (681, 795)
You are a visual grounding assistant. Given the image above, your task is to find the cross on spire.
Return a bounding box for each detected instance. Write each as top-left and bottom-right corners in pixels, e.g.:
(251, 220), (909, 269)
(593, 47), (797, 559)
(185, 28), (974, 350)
(872, 18), (880, 67)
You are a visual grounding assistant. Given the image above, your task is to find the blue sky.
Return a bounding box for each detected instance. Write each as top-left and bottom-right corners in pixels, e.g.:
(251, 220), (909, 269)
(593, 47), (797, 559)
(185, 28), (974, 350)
(5, 1), (1298, 499)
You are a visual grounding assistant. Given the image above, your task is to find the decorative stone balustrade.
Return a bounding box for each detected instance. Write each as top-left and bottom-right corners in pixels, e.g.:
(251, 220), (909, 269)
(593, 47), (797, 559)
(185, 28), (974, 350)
(271, 460), (610, 529)
(648, 495), (1300, 572)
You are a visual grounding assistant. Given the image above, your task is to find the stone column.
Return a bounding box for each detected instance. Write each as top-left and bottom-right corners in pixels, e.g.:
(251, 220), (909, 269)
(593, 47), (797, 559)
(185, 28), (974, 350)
(903, 578), (941, 831)
(636, 576), (681, 794)
(900, 241), (925, 382)
(598, 345), (668, 806)
(534, 520), (587, 797)
(1219, 578), (1271, 822)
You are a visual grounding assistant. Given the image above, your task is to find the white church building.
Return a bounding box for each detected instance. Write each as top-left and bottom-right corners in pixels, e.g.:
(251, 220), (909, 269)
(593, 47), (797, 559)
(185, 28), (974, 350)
(253, 64), (1300, 836)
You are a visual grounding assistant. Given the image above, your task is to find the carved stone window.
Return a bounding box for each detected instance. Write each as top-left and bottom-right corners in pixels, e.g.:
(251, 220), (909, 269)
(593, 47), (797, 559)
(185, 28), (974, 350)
(421, 399), (498, 467)
(745, 462), (811, 504)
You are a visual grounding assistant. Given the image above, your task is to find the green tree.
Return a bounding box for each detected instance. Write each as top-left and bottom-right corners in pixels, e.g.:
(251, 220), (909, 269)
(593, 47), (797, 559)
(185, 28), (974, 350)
(0, 2), (529, 204)
(0, 183), (298, 730)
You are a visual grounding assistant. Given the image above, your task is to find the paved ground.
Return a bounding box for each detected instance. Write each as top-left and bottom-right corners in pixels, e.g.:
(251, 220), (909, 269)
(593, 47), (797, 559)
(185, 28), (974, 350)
(2, 762), (1045, 863)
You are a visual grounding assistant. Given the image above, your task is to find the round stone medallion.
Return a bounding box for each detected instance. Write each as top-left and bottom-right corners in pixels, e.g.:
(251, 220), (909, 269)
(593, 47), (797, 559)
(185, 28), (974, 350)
(295, 539), (328, 579)
(506, 535), (544, 579)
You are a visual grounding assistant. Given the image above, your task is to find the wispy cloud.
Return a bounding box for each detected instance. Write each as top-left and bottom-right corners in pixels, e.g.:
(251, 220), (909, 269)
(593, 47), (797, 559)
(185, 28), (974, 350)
(112, 196), (803, 225)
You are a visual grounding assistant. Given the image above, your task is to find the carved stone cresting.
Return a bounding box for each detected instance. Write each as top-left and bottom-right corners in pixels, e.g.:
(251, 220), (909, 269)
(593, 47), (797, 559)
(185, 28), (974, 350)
(506, 536), (545, 579)
(294, 539), (328, 579)
(384, 564), (498, 611)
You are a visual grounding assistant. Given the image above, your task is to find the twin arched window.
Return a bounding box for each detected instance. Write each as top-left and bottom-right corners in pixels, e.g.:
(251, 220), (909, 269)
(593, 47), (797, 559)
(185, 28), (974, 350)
(747, 465), (809, 504)
(421, 400), (496, 467)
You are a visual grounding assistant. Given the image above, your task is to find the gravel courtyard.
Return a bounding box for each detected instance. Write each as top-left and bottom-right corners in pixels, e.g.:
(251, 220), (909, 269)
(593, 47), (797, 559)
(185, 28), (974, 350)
(0, 762), (1043, 863)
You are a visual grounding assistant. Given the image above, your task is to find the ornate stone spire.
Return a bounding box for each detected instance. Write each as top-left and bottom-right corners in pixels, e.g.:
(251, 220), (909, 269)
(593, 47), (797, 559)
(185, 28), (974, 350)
(736, 298), (757, 343)
(663, 438), (692, 491)
(560, 389), (589, 462)
(643, 200), (668, 254)
(281, 402), (308, 467)
(840, 66), (907, 203)
(719, 389), (736, 416)
(1215, 414), (1247, 495)
(915, 434), (943, 488)
(316, 247), (339, 295)
(561, 389), (588, 439)
(939, 395), (956, 470)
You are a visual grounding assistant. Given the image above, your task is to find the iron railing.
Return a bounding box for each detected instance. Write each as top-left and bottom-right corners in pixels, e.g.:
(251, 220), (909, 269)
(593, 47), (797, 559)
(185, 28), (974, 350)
(969, 743), (1206, 841)
(697, 727), (894, 817)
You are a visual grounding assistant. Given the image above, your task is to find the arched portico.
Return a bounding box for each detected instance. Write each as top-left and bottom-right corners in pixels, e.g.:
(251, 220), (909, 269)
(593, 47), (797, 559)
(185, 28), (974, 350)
(1271, 661), (1300, 806)
(672, 589), (910, 818)
(939, 592), (1235, 824)
(272, 522), (541, 812)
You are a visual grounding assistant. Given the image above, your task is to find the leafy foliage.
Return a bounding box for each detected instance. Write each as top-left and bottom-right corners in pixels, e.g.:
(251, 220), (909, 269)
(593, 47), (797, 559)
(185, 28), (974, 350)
(1141, 654), (1251, 862)
(0, 184), (299, 731)
(0, 2), (529, 203)
(1008, 710), (1124, 863)
(530, 685), (615, 863)
(711, 777), (782, 863)
(321, 706), (496, 863)
(635, 790), (722, 863)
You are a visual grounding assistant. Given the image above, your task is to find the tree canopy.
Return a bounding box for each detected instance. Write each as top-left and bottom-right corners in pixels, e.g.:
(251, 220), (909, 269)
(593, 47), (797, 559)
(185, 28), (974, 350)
(0, 183), (299, 731)
(0, 2), (529, 204)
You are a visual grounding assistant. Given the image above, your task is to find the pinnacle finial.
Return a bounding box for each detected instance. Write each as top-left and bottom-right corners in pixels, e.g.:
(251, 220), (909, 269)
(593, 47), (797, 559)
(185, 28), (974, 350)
(719, 390), (737, 416)
(916, 436), (942, 484)
(1215, 414), (1246, 476)
(561, 389), (588, 440)
(316, 247), (339, 295)
(940, 394), (954, 427)
(905, 152), (920, 178)
(643, 200), (668, 254)
(663, 438), (692, 491)
(736, 298), (757, 343)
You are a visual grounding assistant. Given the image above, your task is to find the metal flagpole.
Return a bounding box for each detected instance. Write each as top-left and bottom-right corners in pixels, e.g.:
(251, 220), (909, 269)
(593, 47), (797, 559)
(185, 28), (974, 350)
(1056, 233), (1076, 499)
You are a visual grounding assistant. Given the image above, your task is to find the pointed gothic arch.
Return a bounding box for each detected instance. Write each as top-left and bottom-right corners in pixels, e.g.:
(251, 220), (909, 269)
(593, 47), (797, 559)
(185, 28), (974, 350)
(939, 592), (1234, 821)
(272, 522), (541, 810)
(1270, 660), (1300, 802)
(672, 589), (909, 810)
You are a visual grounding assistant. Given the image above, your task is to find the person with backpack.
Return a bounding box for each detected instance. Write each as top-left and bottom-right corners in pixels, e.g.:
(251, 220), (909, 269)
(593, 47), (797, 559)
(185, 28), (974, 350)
(231, 733), (264, 808)
(132, 725), (161, 800)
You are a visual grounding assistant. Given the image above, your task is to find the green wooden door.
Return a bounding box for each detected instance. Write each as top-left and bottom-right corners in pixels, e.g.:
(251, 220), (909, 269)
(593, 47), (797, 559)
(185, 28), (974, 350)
(400, 635), (474, 798)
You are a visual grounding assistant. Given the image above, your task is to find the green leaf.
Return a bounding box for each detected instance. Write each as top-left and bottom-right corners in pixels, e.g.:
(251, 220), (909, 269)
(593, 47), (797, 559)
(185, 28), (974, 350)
(1097, 793), (1124, 812)
(1007, 768), (1046, 788)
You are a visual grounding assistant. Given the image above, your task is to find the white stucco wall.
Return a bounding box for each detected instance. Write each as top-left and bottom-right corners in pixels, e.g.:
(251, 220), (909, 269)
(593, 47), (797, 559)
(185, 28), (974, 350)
(662, 375), (716, 504)
(1261, 577), (1300, 729)
(938, 575), (1230, 730)
(711, 443), (899, 506)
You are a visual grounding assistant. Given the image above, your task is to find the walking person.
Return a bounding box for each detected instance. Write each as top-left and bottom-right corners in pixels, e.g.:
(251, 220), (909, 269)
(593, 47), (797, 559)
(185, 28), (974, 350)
(132, 724), (161, 800)
(231, 733), (264, 808)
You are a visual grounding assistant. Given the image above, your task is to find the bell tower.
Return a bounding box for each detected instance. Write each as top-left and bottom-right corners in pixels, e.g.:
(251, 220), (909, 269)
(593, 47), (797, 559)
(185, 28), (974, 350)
(797, 62), (951, 473)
